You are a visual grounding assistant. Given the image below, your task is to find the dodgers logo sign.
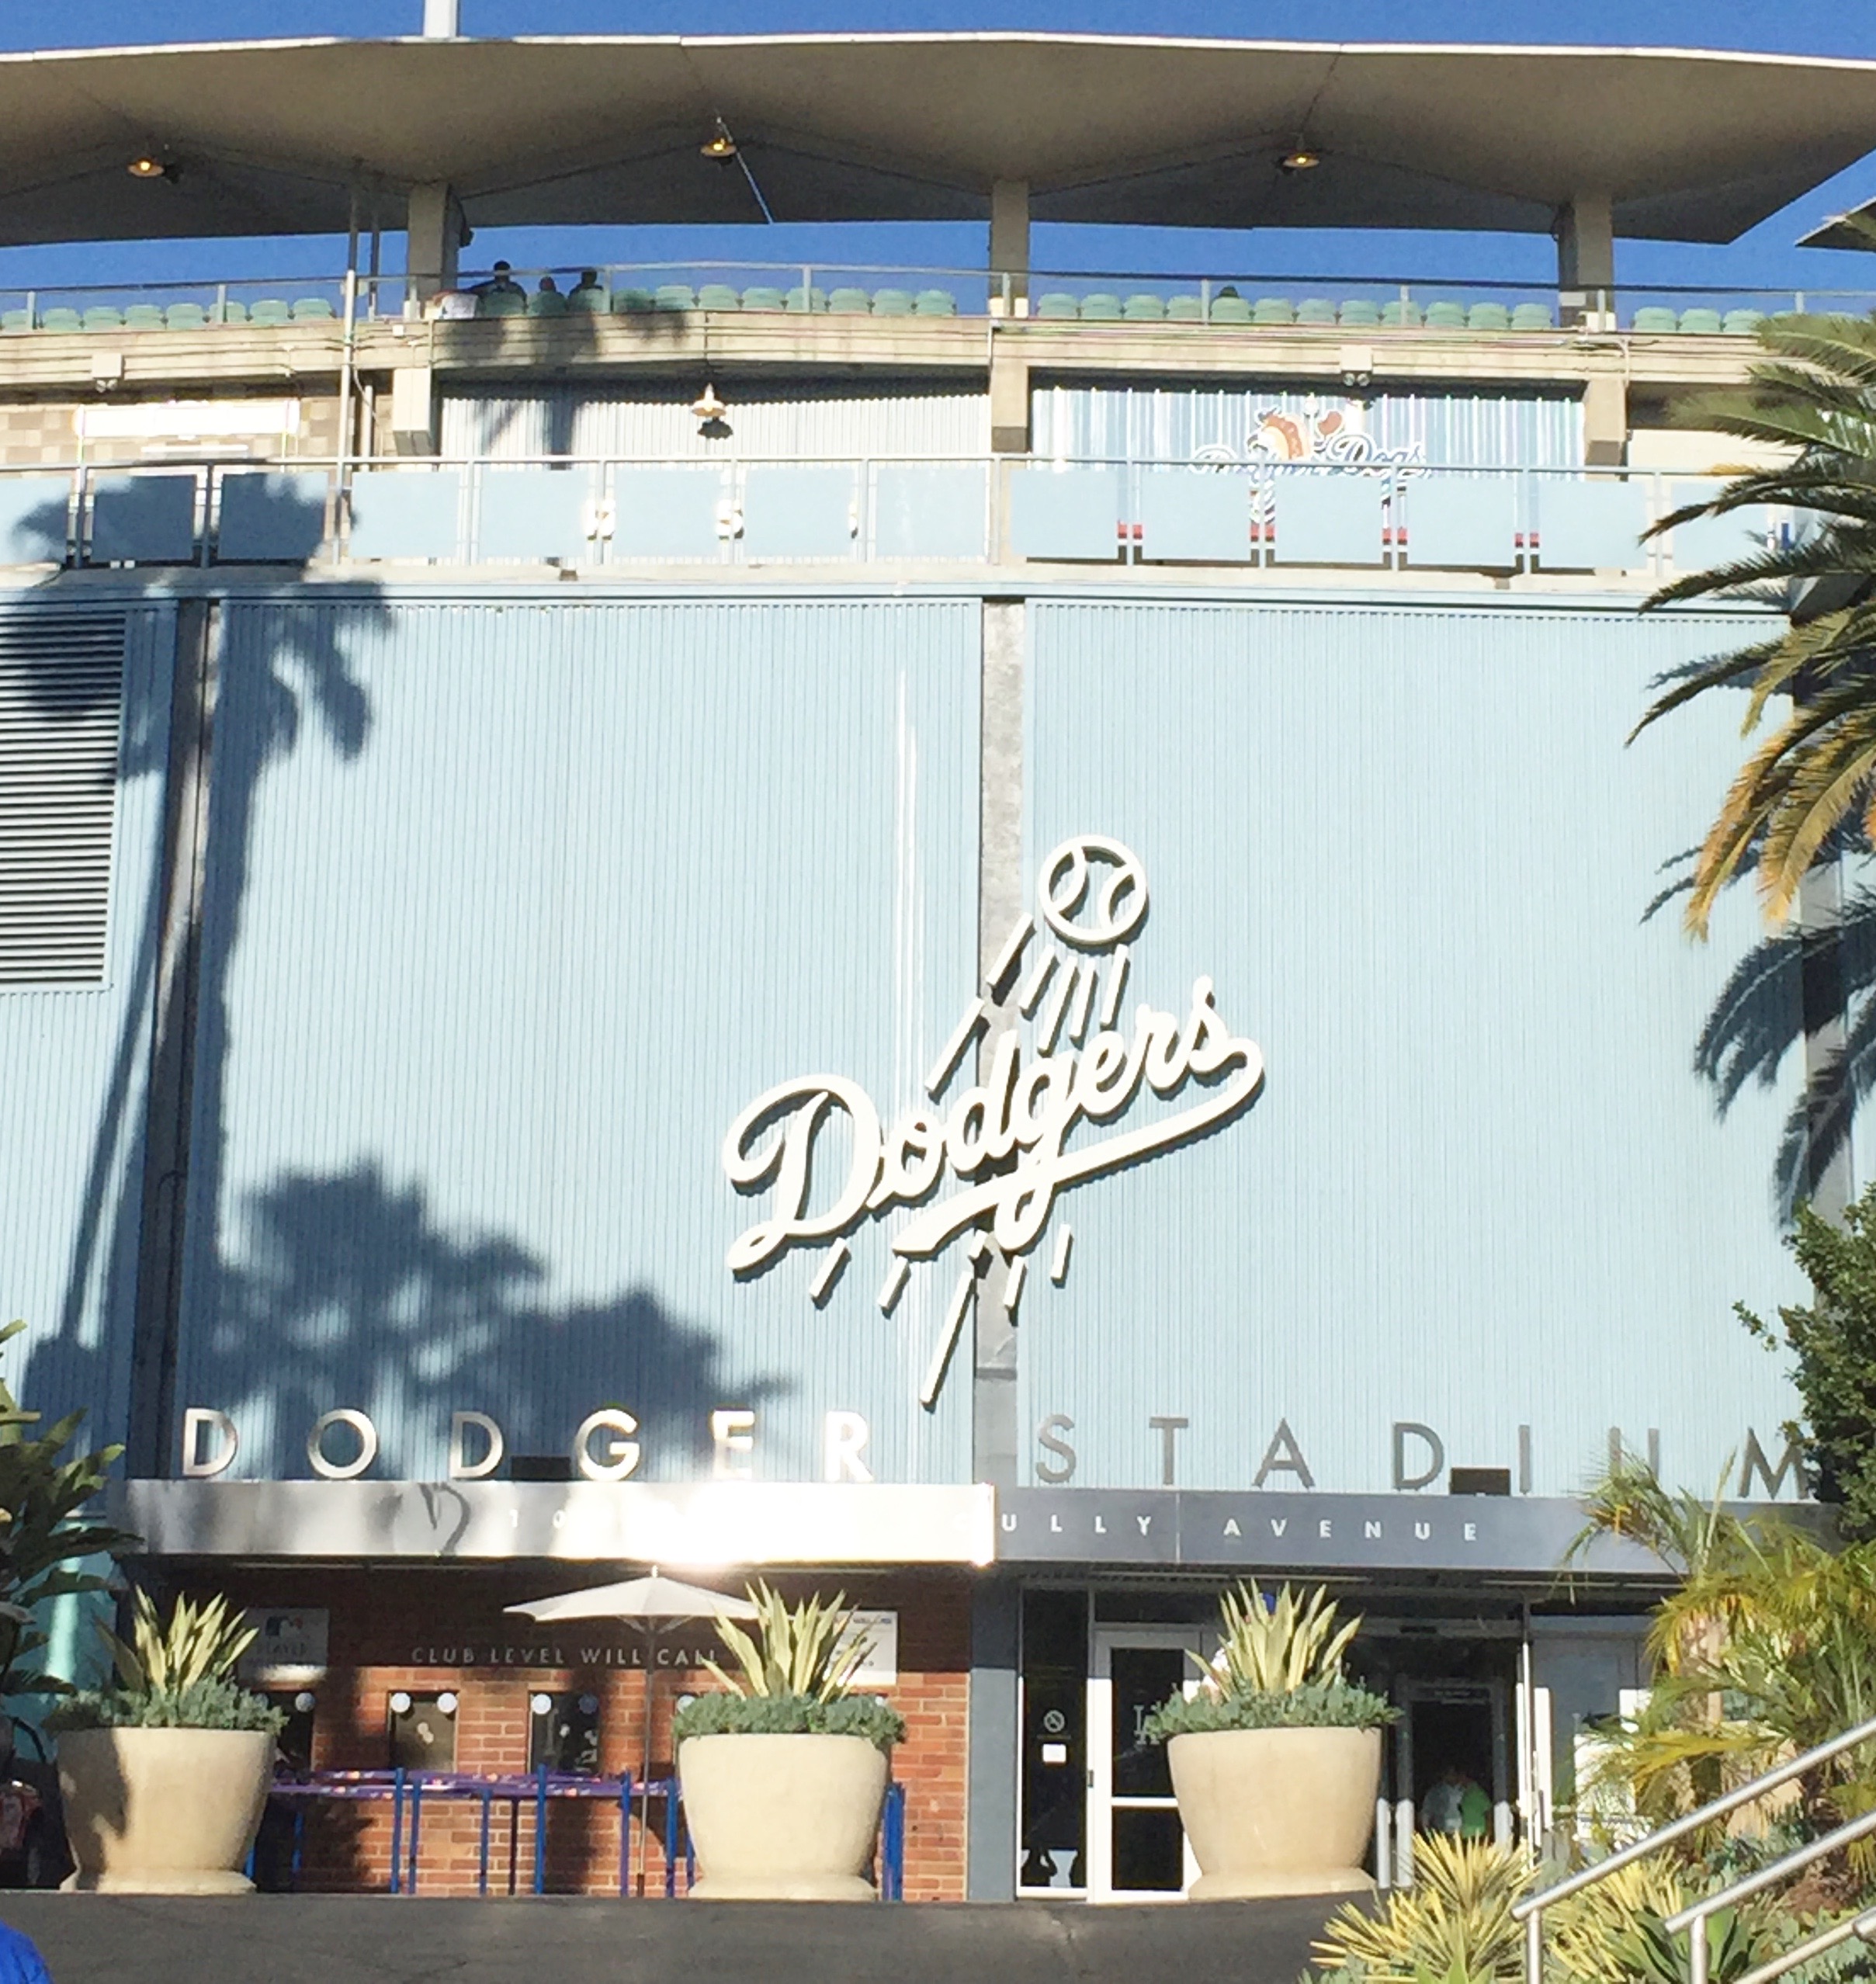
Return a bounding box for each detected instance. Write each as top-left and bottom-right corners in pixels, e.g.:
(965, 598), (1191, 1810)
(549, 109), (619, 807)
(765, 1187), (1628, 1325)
(723, 838), (1265, 1405)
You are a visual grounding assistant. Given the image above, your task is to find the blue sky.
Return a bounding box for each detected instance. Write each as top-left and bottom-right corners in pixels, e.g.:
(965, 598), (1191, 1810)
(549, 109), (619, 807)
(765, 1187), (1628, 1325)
(8, 2), (1876, 300)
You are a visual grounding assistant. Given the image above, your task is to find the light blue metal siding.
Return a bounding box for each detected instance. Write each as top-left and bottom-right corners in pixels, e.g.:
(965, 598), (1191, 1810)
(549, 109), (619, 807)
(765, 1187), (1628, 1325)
(1019, 598), (1805, 1499)
(2, 600), (175, 1448)
(173, 595), (980, 1486)
(1032, 383), (1582, 469)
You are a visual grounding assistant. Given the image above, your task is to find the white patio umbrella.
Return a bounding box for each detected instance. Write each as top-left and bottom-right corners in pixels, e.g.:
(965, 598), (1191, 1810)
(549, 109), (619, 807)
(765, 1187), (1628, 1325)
(506, 1570), (759, 1893)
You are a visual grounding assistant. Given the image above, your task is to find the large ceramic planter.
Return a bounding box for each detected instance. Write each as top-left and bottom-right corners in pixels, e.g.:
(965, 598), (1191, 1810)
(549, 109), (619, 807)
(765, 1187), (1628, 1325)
(678, 1732), (889, 1900)
(1168, 1726), (1381, 1900)
(57, 1727), (272, 1894)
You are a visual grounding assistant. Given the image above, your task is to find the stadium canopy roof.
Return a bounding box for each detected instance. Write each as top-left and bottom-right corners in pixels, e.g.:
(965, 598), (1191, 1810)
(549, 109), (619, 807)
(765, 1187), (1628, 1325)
(4, 33), (1876, 248)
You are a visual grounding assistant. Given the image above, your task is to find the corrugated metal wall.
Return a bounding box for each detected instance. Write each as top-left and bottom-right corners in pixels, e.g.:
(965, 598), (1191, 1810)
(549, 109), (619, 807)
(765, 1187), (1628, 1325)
(1031, 383), (1582, 468)
(442, 386), (990, 461)
(1018, 597), (1805, 1498)
(1, 599), (175, 1449)
(173, 595), (980, 1485)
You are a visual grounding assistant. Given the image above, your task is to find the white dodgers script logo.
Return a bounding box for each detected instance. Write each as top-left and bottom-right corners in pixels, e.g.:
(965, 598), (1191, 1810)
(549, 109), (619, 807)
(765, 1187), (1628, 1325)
(723, 838), (1265, 1405)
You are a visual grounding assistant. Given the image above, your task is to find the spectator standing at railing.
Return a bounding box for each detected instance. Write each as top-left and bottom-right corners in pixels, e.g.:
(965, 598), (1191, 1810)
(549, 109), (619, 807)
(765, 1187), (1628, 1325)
(538, 274), (560, 296)
(0, 1919), (50, 1982)
(569, 269), (603, 303)
(471, 261), (525, 299)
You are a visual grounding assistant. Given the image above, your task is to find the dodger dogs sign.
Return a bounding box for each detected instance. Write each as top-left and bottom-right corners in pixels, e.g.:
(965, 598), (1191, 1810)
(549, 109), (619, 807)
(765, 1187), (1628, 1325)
(723, 837), (1266, 1404)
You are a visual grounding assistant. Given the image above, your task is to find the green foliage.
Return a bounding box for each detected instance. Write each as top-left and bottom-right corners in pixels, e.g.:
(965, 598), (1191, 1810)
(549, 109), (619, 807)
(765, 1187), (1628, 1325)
(703, 1581), (868, 1704)
(99, 1588), (257, 1694)
(1739, 1185), (1876, 1537)
(0, 1318), (136, 1705)
(670, 1688), (904, 1753)
(1142, 1678), (1396, 1740)
(50, 1677), (283, 1735)
(1630, 269), (1876, 934)
(1612, 1908), (1772, 1984)
(1545, 1860), (1705, 1984)
(1313, 1836), (1531, 1984)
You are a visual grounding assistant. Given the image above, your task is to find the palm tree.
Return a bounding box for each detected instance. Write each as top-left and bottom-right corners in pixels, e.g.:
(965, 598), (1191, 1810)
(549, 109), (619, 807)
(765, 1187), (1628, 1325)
(1634, 264), (1876, 937)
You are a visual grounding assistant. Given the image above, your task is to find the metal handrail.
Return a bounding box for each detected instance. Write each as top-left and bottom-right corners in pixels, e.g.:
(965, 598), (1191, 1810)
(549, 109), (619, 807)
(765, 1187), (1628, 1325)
(1735, 1903), (1876, 1984)
(1512, 1712), (1876, 1984)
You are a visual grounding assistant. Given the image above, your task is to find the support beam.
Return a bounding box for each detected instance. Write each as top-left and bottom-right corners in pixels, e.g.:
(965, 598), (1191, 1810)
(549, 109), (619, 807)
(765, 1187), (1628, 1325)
(965, 1576), (1020, 1900)
(405, 182), (464, 300)
(990, 349), (1030, 456)
(1556, 191), (1614, 324)
(1581, 372), (1627, 467)
(990, 179), (1030, 317)
(421, 0), (460, 35)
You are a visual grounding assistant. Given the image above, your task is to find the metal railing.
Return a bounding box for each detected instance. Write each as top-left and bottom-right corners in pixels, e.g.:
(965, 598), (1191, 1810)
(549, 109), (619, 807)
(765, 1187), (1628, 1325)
(1513, 1712), (1876, 1984)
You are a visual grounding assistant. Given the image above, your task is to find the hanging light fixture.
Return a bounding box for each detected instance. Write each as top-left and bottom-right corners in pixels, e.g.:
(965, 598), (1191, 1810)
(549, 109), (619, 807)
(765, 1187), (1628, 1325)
(691, 381), (728, 427)
(700, 120), (737, 161)
(127, 153), (167, 179)
(1278, 142), (1322, 173)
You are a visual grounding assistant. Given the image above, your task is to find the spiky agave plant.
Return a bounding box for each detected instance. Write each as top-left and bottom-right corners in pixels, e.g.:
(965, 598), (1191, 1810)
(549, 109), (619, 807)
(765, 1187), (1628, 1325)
(703, 1581), (867, 1703)
(1312, 1835), (1531, 1984)
(1198, 1580), (1360, 1699)
(99, 1588), (258, 1694)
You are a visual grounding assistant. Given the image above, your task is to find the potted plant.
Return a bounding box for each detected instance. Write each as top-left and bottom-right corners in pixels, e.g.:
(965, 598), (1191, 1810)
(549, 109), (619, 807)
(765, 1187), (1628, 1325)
(674, 1582), (903, 1900)
(50, 1590), (283, 1892)
(1143, 1580), (1396, 1899)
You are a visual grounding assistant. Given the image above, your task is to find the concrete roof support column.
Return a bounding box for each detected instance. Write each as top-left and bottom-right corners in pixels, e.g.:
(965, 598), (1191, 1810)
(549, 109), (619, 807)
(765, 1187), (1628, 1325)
(406, 181), (463, 300)
(990, 179), (1029, 317)
(1556, 190), (1614, 320)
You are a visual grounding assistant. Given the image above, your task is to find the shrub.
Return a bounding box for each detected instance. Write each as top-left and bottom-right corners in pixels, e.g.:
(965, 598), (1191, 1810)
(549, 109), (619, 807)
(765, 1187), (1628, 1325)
(49, 1588), (281, 1736)
(51, 1677), (283, 1736)
(671, 1690), (904, 1753)
(1143, 1678), (1396, 1741)
(1312, 1834), (1530, 1984)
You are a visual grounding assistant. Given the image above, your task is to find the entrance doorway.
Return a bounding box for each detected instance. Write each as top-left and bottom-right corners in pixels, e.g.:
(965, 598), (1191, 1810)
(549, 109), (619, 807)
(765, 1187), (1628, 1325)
(1393, 1678), (1513, 1858)
(1086, 1625), (1208, 1902)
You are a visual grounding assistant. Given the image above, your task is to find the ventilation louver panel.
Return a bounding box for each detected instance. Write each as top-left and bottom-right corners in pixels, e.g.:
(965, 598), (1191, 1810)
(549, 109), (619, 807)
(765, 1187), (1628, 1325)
(0, 614), (127, 987)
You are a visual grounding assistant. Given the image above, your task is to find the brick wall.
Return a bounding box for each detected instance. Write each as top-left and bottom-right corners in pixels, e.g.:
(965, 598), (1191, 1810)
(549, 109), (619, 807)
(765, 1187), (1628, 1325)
(183, 1565), (973, 1901)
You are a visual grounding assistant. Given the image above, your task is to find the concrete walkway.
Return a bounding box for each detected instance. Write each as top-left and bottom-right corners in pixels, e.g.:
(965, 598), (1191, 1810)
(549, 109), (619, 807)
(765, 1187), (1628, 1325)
(1, 1892), (1341, 1984)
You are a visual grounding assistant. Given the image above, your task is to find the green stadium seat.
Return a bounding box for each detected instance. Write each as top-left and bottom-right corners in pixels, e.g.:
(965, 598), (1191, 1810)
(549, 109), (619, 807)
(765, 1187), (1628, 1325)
(248, 300), (293, 326)
(1078, 293), (1122, 320)
(1723, 309), (1766, 335)
(740, 286), (787, 311)
(82, 307), (123, 331)
(1122, 293), (1166, 320)
(1631, 307), (1680, 332)
(1251, 297), (1295, 324)
(528, 290), (570, 316)
(652, 284), (695, 311)
(123, 304), (166, 331)
(695, 283), (741, 310)
(785, 286), (828, 313)
(1678, 308), (1724, 334)
(291, 297), (335, 321)
(208, 300), (248, 323)
(1510, 303), (1555, 330)
(40, 309), (82, 334)
(1423, 301), (1468, 328)
(476, 291), (526, 317)
(1166, 295), (1204, 321)
(1295, 298), (1337, 325)
(1, 310), (28, 334)
(827, 287), (872, 314)
(165, 303), (207, 329)
(611, 288), (656, 314)
(1380, 300), (1422, 328)
(1467, 302), (1510, 331)
(1209, 295), (1254, 323)
(1338, 300), (1382, 326)
(1036, 293), (1080, 319)
(914, 289), (957, 316)
(871, 289), (915, 316)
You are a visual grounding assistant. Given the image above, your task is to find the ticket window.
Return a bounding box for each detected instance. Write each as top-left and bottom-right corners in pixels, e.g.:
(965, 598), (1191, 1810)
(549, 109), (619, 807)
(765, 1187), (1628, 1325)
(529, 1691), (602, 1776)
(387, 1691), (458, 1771)
(263, 1691), (317, 1774)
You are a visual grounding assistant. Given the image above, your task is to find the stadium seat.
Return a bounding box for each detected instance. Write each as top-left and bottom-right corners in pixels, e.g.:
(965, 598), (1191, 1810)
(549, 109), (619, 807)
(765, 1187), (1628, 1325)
(652, 284), (696, 311)
(1467, 302), (1510, 331)
(611, 288), (656, 314)
(1510, 303), (1555, 330)
(695, 284), (741, 310)
(0, 310), (28, 334)
(1677, 308), (1723, 334)
(1423, 301), (1468, 328)
(248, 300), (293, 326)
(1338, 300), (1382, 327)
(1295, 298), (1337, 325)
(1166, 295), (1204, 320)
(740, 286), (787, 310)
(165, 303), (207, 329)
(1630, 307), (1680, 332)
(208, 300), (248, 323)
(785, 286), (828, 313)
(527, 290), (569, 316)
(291, 297), (335, 321)
(1251, 297), (1295, 324)
(1722, 309), (1766, 335)
(1380, 300), (1422, 328)
(40, 309), (82, 334)
(1036, 293), (1081, 319)
(914, 289), (957, 316)
(1122, 293), (1166, 320)
(1079, 293), (1122, 319)
(1209, 295), (1254, 322)
(827, 287), (872, 314)
(871, 289), (915, 316)
(82, 307), (124, 331)
(476, 291), (526, 318)
(123, 304), (166, 331)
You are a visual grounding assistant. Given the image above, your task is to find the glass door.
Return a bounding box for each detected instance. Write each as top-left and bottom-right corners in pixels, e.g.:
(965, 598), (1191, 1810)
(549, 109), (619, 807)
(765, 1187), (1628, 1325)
(1087, 1626), (1206, 1902)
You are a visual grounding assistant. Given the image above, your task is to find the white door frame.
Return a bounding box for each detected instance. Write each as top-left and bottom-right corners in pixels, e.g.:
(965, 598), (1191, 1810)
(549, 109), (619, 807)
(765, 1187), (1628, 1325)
(1086, 1624), (1209, 1903)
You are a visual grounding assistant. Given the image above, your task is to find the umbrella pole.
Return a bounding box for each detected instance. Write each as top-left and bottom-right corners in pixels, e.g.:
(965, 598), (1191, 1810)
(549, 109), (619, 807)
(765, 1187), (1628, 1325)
(636, 1622), (656, 1897)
